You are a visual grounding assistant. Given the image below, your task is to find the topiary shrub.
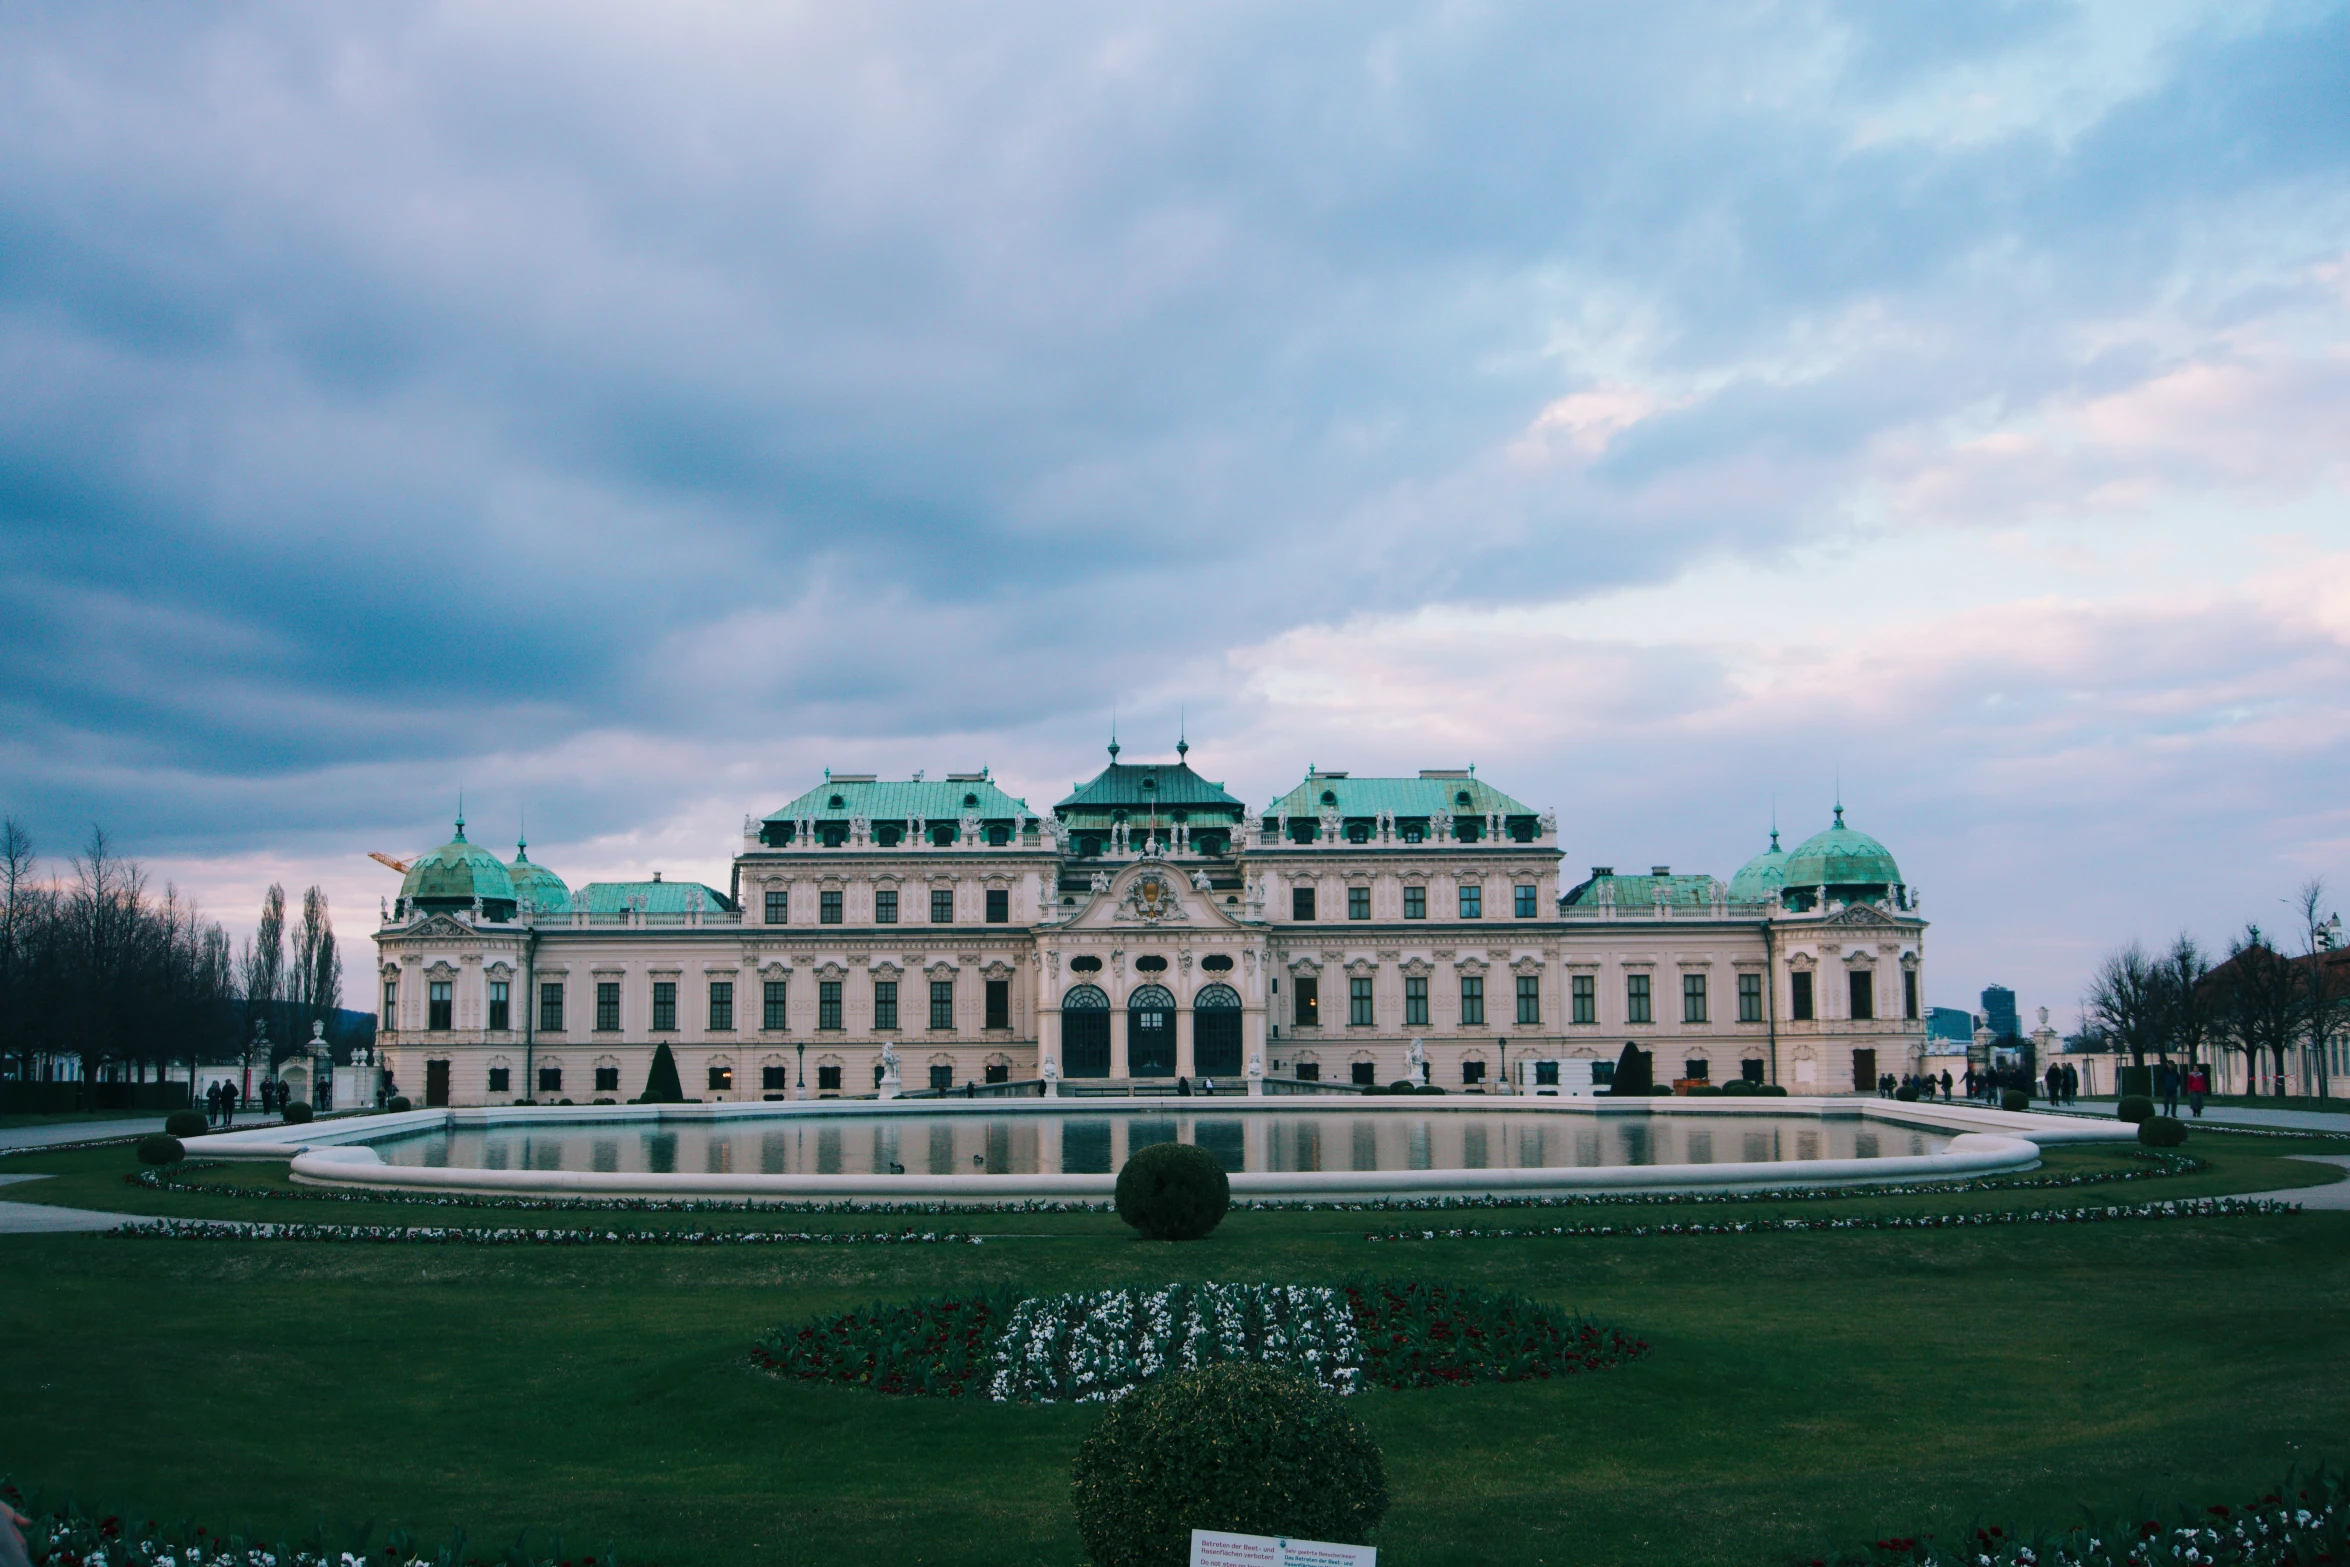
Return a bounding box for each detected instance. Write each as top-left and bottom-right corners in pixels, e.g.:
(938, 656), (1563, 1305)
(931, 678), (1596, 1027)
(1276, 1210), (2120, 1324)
(1894, 1083), (1918, 1102)
(2001, 1088), (2029, 1113)
(281, 1100), (313, 1125)
(1387, 1080), (1416, 1095)
(2117, 1094), (2155, 1125)
(1685, 1083), (1722, 1097)
(1606, 1042), (1653, 1095)
(637, 1042), (685, 1104)
(164, 1109), (207, 1139)
(1115, 1141), (1231, 1241)
(137, 1133), (184, 1165)
(1416, 1083), (1446, 1095)
(385, 1095), (412, 1113)
(2138, 1114), (2187, 1147)
(1070, 1362), (1388, 1567)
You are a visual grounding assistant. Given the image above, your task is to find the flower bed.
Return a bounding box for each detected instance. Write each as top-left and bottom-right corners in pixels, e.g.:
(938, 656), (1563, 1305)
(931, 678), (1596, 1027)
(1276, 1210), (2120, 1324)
(1365, 1196), (2299, 1244)
(127, 1150), (2205, 1219)
(1812, 1467), (2345, 1566)
(111, 1217), (980, 1247)
(0, 1479), (613, 1567)
(754, 1279), (1645, 1404)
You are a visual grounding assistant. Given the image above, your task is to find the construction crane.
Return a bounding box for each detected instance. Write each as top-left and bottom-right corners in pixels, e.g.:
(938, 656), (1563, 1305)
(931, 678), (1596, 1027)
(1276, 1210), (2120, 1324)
(368, 852), (414, 874)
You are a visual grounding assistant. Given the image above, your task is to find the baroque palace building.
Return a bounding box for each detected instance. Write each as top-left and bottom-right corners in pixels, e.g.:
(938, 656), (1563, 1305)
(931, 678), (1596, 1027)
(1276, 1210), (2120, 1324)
(373, 747), (1930, 1107)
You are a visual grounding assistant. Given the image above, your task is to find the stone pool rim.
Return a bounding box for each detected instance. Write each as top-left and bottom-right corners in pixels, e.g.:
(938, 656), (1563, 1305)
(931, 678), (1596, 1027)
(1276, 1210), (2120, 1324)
(177, 1097), (2131, 1203)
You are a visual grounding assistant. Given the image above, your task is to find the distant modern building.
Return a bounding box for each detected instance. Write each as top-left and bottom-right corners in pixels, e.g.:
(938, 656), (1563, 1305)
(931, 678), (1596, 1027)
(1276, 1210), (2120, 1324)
(1981, 985), (2020, 1041)
(1926, 1006), (1975, 1046)
(371, 754), (1931, 1106)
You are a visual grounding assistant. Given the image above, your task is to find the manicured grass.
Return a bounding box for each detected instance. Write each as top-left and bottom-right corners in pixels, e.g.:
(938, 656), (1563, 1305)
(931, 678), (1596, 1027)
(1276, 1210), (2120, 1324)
(3, 1135), (2346, 1567)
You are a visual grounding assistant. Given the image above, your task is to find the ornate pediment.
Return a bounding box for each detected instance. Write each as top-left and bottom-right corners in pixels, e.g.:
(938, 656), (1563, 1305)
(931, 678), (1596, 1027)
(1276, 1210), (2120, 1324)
(402, 914), (477, 941)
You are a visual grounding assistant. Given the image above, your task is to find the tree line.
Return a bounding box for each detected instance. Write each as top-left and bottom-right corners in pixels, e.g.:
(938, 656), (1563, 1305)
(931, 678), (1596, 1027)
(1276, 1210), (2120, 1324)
(0, 818), (344, 1086)
(2085, 878), (2348, 1098)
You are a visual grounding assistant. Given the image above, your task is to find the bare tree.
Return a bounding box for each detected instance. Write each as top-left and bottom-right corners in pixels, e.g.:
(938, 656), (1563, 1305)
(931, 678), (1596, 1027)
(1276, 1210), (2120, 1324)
(239, 883), (286, 1096)
(0, 819), (36, 1081)
(2086, 941), (2164, 1068)
(289, 885), (341, 1050)
(2216, 925), (2303, 1097)
(2295, 879), (2346, 1099)
(2156, 933), (2214, 1067)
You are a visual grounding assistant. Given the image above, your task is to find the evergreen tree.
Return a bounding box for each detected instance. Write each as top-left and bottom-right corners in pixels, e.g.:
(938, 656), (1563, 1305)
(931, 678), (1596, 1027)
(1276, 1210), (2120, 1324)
(639, 1041), (684, 1103)
(1609, 1041), (1652, 1095)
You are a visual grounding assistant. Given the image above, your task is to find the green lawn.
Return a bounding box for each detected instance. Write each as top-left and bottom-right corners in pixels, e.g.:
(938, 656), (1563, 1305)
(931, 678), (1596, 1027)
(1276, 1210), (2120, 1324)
(3, 1135), (2346, 1567)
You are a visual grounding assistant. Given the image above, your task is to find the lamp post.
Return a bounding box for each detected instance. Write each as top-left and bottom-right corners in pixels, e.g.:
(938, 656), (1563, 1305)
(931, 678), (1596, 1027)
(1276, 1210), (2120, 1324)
(796, 1040), (807, 1100)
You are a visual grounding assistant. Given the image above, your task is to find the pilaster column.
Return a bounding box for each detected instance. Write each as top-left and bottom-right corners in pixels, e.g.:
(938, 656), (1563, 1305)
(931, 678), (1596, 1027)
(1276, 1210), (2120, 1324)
(1176, 1008), (1197, 1079)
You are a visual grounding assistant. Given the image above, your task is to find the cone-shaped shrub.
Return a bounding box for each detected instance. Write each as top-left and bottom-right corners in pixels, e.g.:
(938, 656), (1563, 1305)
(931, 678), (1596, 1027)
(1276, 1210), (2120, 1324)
(639, 1042), (685, 1104)
(1608, 1042), (1652, 1095)
(1115, 1141), (1230, 1240)
(1070, 1362), (1387, 1567)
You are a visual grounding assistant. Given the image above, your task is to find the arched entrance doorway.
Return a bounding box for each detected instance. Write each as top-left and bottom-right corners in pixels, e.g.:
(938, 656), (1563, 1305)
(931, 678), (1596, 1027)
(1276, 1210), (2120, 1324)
(1194, 984), (1242, 1077)
(1062, 985), (1110, 1078)
(1129, 984), (1176, 1077)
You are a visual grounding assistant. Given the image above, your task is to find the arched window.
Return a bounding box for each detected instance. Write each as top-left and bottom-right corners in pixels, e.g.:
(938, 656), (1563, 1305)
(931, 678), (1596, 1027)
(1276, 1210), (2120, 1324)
(1194, 983), (1242, 1078)
(1129, 983), (1176, 1078)
(1061, 983), (1110, 1079)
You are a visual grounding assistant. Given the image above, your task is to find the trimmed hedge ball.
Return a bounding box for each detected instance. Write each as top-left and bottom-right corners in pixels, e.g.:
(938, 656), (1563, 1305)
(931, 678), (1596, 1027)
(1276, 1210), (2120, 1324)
(2138, 1114), (2188, 1147)
(2117, 1094), (2155, 1125)
(1114, 1141), (1231, 1241)
(385, 1095), (412, 1114)
(137, 1134), (184, 1166)
(2001, 1089), (2030, 1113)
(164, 1110), (207, 1139)
(1070, 1362), (1388, 1567)
(281, 1100), (313, 1125)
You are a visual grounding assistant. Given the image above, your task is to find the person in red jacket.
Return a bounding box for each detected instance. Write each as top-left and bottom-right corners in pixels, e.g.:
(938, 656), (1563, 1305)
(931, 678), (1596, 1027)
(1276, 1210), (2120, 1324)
(2185, 1063), (2208, 1118)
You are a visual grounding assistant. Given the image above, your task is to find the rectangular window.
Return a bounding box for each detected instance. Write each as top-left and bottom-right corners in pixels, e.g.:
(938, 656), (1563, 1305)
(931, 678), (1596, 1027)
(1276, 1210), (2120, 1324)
(596, 981), (620, 1032)
(1404, 976), (1428, 1027)
(1516, 974), (1541, 1025)
(1460, 976), (1485, 1026)
(595, 1066), (619, 1092)
(1515, 886), (1537, 919)
(1294, 1061), (1320, 1082)
(984, 1061), (1009, 1084)
(538, 1066), (562, 1094)
(1626, 973), (1652, 1025)
(708, 980), (733, 1031)
(931, 888), (954, 924)
(929, 1063), (954, 1091)
(1738, 973), (1763, 1023)
(764, 889), (787, 925)
(708, 1065), (732, 1092)
(1683, 973), (1707, 1024)
(874, 980), (899, 1031)
(1294, 976), (1319, 1027)
(1293, 887), (1316, 921)
(762, 1065), (788, 1091)
(1348, 886), (1370, 920)
(383, 978), (398, 1030)
(763, 980), (788, 1030)
(1536, 1061), (1559, 1085)
(1352, 1060), (1376, 1086)
(819, 981), (843, 1030)
(1683, 1058), (1710, 1082)
(1349, 976), (1374, 1026)
(1403, 885), (1425, 920)
(487, 1066), (510, 1093)
(875, 889), (898, 924)
(428, 980), (452, 1031)
(1903, 970), (1919, 1021)
(1459, 883), (1483, 919)
(819, 890), (842, 925)
(487, 980), (509, 1031)
(1791, 971), (1814, 1022)
(817, 1064), (842, 1091)
(1461, 1058), (1486, 1085)
(1849, 970), (1874, 1021)
(651, 981), (677, 1032)
(930, 980), (955, 1030)
(1572, 974), (1596, 1025)
(539, 982), (564, 1032)
(986, 888), (1009, 924)
(985, 979), (1010, 1030)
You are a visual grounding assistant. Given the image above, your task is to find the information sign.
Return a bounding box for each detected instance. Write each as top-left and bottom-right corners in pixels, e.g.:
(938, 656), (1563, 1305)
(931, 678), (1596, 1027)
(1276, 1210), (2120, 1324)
(1189, 1529), (1376, 1567)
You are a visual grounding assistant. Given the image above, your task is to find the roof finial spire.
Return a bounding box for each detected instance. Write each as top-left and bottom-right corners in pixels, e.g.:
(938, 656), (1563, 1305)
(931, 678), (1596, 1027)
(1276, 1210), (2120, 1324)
(1833, 772), (1844, 829)
(516, 807), (527, 860)
(455, 791), (465, 841)
(1108, 707), (1119, 761)
(1769, 798), (1779, 852)
(1177, 705), (1188, 761)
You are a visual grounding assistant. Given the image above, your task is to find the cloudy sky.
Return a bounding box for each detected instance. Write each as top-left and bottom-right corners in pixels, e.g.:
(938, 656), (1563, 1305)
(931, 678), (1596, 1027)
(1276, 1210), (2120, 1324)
(3, 1), (2346, 1023)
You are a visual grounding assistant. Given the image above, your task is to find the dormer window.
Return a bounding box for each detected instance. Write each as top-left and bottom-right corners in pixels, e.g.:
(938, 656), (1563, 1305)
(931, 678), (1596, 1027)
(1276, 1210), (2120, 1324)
(1320, 789), (1337, 806)
(828, 794), (845, 809)
(1455, 790), (1472, 808)
(963, 792), (979, 807)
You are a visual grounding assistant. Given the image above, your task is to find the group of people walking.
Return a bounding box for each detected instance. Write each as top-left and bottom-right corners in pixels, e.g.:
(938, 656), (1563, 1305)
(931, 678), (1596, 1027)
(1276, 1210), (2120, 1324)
(201, 1077), (294, 1126)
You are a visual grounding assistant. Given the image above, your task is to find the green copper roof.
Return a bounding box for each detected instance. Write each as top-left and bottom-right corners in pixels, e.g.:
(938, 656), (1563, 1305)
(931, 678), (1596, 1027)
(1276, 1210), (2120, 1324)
(1562, 870), (1721, 909)
(577, 879), (733, 916)
(1265, 771), (1536, 820)
(1725, 831), (1788, 903)
(1780, 808), (1903, 891)
(507, 844), (571, 915)
(1056, 755), (1246, 818)
(400, 822), (517, 908)
(766, 775), (1033, 823)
